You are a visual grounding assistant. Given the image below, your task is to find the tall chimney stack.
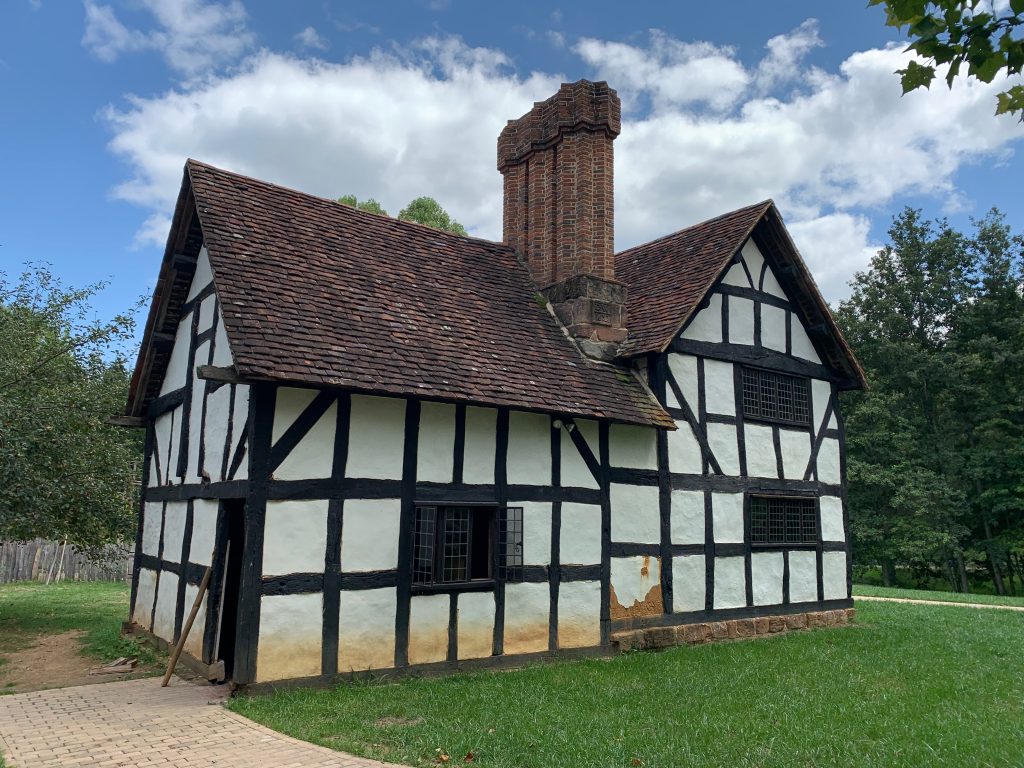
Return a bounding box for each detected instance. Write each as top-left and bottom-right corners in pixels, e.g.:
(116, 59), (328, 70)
(498, 80), (627, 358)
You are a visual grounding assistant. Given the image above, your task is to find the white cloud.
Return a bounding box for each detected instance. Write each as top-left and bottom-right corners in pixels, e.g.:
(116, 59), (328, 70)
(101, 26), (1021, 299)
(82, 0), (254, 75)
(295, 26), (328, 51)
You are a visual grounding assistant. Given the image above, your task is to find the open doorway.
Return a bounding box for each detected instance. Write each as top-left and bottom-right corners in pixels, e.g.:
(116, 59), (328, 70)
(216, 499), (245, 681)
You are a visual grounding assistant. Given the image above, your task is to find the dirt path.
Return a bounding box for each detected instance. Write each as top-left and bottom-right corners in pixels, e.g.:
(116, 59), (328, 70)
(0, 630), (156, 694)
(855, 595), (1024, 612)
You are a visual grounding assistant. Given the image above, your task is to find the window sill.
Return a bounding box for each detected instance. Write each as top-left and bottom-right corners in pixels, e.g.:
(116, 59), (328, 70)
(742, 414), (811, 429)
(410, 579), (496, 595)
(751, 542), (818, 549)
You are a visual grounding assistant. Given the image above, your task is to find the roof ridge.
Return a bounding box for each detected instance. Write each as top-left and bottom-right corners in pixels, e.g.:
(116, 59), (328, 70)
(185, 158), (511, 252)
(615, 199), (773, 257)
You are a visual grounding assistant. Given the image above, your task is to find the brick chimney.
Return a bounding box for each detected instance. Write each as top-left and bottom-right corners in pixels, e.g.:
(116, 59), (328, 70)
(497, 80), (627, 358)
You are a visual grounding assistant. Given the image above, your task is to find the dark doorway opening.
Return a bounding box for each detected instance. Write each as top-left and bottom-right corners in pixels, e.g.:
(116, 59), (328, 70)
(217, 499), (245, 681)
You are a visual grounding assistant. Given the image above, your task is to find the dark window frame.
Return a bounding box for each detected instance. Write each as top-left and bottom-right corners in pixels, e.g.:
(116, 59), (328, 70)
(748, 493), (818, 547)
(741, 365), (811, 427)
(411, 503), (523, 592)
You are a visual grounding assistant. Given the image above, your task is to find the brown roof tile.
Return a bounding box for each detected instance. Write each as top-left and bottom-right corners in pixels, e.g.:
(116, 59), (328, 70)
(181, 160), (674, 428)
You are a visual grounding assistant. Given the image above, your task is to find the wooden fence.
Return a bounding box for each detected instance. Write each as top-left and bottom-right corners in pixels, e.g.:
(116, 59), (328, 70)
(0, 540), (133, 584)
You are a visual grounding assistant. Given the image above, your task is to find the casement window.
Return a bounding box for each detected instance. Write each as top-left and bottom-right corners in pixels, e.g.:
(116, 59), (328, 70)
(412, 505), (523, 587)
(750, 495), (817, 545)
(741, 366), (810, 426)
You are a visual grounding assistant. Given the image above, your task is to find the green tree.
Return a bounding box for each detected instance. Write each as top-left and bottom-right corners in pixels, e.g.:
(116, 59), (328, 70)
(869, 0), (1024, 118)
(398, 196), (467, 236)
(337, 195), (388, 216)
(0, 265), (142, 552)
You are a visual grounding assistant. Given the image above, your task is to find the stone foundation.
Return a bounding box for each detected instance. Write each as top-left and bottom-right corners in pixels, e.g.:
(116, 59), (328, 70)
(611, 608), (856, 652)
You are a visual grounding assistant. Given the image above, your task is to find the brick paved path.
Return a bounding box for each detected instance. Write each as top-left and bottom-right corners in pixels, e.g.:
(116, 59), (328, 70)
(0, 676), (408, 767)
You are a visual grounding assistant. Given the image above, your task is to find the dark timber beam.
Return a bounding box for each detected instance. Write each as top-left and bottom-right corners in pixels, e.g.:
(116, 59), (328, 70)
(196, 365), (244, 385)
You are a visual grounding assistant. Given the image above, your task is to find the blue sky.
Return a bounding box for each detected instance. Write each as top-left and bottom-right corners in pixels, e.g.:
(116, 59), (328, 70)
(1, 1), (1021, 338)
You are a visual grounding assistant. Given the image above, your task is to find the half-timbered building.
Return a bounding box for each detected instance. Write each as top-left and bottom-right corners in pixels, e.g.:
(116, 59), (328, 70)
(123, 80), (865, 686)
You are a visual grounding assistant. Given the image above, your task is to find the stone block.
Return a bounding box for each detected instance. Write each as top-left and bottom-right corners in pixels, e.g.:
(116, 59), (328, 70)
(768, 616), (786, 633)
(754, 617), (771, 635)
(785, 613), (808, 630)
(733, 618), (756, 638)
(710, 621), (730, 640)
(807, 611), (825, 628)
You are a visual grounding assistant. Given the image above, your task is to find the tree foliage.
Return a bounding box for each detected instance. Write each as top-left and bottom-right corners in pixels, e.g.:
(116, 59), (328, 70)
(869, 0), (1024, 118)
(837, 207), (1024, 592)
(339, 193), (467, 235)
(398, 196), (468, 236)
(0, 265), (142, 552)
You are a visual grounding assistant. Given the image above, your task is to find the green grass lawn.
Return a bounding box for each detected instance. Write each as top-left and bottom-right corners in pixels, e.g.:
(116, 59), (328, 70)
(229, 601), (1024, 767)
(0, 581), (156, 669)
(853, 583), (1024, 607)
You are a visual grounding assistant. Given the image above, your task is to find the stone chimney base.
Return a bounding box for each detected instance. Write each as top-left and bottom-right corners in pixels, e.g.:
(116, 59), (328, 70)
(540, 273), (627, 349)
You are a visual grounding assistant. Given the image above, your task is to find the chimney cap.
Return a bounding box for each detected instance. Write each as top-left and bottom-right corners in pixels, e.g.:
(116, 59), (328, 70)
(497, 79), (621, 171)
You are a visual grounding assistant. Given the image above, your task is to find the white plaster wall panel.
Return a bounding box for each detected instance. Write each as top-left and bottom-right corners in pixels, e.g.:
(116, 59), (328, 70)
(153, 411), (172, 484)
(257, 593), (323, 682)
(347, 395), (405, 480)
(162, 502), (188, 563)
(670, 490), (704, 544)
(457, 591), (495, 660)
(721, 262), (750, 287)
(611, 555), (661, 611)
(728, 296), (756, 347)
(560, 429), (599, 489)
(149, 453), (161, 487)
(197, 294), (215, 334)
(507, 411), (552, 485)
(338, 588), (396, 671)
(341, 499), (401, 571)
(515, 501), (551, 566)
(820, 496), (846, 542)
(751, 552), (784, 606)
(780, 429), (812, 480)
(211, 305), (234, 367)
(559, 503), (601, 564)
(672, 555), (705, 612)
(275, 402), (337, 480)
(823, 551), (848, 600)
(189, 499), (219, 566)
(558, 581), (601, 648)
(153, 572), (179, 641)
(788, 550), (818, 603)
(230, 385), (249, 480)
(166, 407), (182, 482)
(186, 247), (214, 302)
(181, 583), (208, 659)
(818, 438), (841, 485)
(408, 593), (450, 665)
(664, 384), (680, 409)
(744, 424), (778, 478)
(760, 263), (788, 300)
(667, 421), (703, 475)
(132, 568), (158, 629)
(740, 239), (766, 285)
(681, 293), (723, 343)
(417, 401), (456, 483)
(791, 318), (821, 363)
(159, 319), (191, 396)
(187, 339), (210, 480)
(141, 502), (163, 556)
(503, 582), (549, 654)
(713, 556), (746, 609)
(263, 500), (328, 576)
(203, 384), (231, 481)
(609, 483), (660, 544)
(811, 380), (833, 434)
(667, 353), (699, 411)
(711, 493), (744, 543)
(706, 423), (740, 475)
(609, 424), (658, 470)
(761, 304), (787, 353)
(462, 406), (496, 485)
(272, 388), (318, 444)
(703, 359), (735, 416)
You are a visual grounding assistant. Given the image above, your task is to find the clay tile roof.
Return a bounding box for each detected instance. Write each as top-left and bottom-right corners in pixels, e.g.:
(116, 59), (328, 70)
(616, 201), (771, 357)
(159, 160), (674, 428)
(615, 200), (866, 390)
